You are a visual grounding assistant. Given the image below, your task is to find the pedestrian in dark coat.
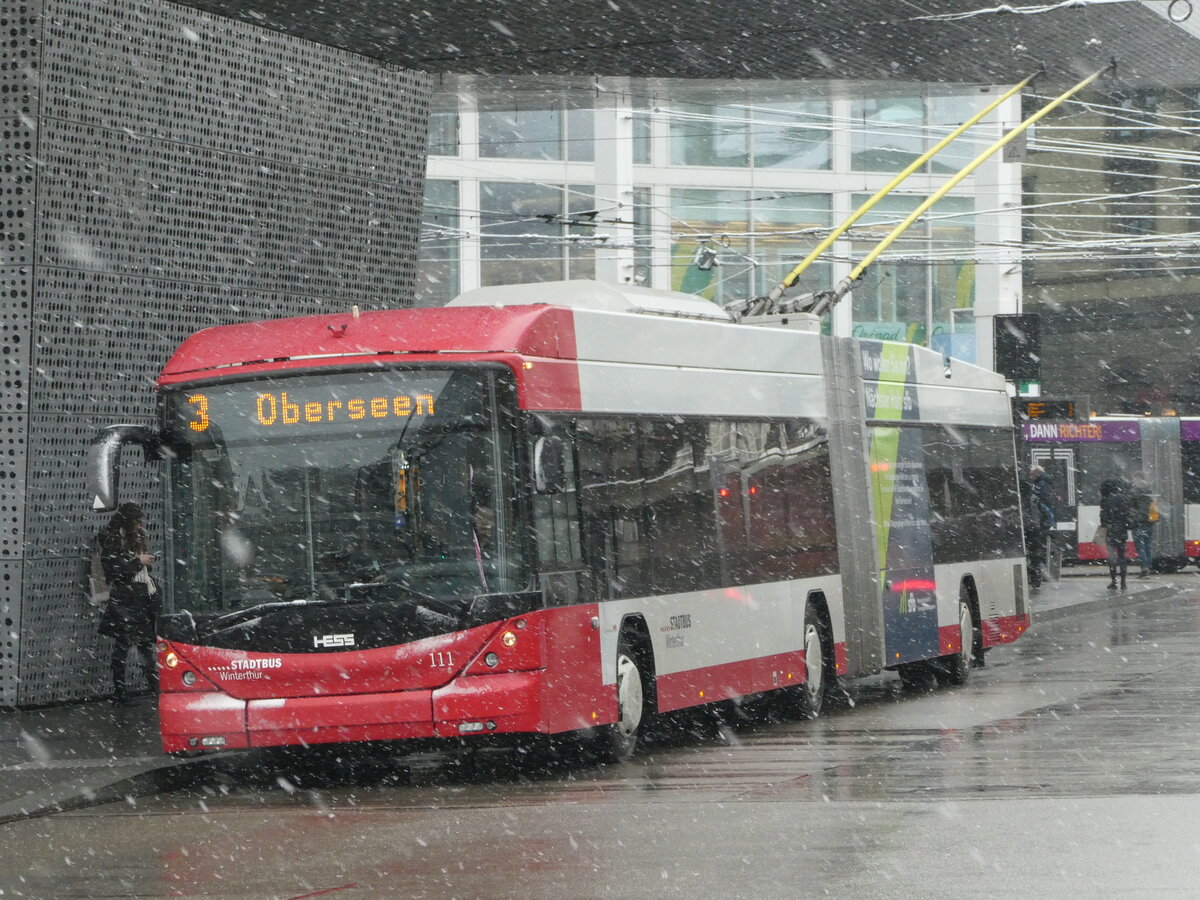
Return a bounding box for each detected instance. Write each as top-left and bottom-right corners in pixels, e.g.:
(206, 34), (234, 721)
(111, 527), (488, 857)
(1099, 477), (1134, 591)
(1021, 480), (1048, 588)
(1029, 466), (1056, 522)
(1027, 466), (1056, 584)
(97, 502), (159, 703)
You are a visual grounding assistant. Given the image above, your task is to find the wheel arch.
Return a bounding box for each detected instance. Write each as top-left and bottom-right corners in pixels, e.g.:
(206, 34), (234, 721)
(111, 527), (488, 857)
(960, 578), (979, 628)
(959, 574), (984, 660)
(803, 590), (837, 675)
(616, 613), (657, 712)
(805, 590), (834, 633)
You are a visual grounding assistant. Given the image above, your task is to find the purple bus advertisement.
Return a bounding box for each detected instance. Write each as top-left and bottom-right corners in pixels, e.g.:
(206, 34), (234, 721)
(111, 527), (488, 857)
(1021, 417), (1200, 571)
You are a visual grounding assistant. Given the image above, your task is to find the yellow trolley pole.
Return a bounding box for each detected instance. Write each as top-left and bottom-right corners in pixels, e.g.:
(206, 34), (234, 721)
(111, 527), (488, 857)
(762, 71), (1040, 308)
(807, 63), (1113, 318)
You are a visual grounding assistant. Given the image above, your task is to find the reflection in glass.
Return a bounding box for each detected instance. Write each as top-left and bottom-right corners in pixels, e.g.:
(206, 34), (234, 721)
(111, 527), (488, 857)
(852, 194), (930, 340)
(928, 93), (985, 173)
(852, 95), (925, 172)
(752, 193), (833, 297)
(479, 100), (562, 160)
(850, 194), (975, 347)
(417, 179), (460, 306)
(669, 188), (751, 304)
(669, 101), (750, 168)
(752, 100), (831, 170)
(930, 197), (975, 340)
(480, 181), (565, 285)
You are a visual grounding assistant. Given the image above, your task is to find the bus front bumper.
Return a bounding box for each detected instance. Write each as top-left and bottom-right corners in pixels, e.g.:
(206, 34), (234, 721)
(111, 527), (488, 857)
(159, 671), (546, 754)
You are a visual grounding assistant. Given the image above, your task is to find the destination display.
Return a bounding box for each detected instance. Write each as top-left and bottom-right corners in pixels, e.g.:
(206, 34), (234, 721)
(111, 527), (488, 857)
(168, 370), (456, 443)
(184, 389), (436, 433)
(1017, 398), (1076, 420)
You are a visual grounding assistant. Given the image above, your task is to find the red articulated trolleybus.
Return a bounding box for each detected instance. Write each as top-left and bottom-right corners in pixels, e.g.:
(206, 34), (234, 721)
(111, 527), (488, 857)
(89, 280), (1029, 759)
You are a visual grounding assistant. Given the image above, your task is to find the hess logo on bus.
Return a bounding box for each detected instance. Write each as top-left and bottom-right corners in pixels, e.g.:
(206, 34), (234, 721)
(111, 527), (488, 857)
(313, 633), (355, 649)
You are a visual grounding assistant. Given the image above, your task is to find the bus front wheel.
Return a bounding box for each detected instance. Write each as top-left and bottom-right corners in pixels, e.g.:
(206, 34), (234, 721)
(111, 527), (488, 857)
(595, 631), (648, 763)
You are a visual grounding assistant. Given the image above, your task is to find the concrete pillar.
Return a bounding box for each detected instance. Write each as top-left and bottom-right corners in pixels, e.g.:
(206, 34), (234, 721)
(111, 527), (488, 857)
(593, 78), (636, 285)
(974, 92), (1026, 373)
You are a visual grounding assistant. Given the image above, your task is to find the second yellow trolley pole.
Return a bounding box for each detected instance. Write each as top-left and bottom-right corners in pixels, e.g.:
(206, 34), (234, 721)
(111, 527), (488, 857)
(808, 62), (1114, 318)
(764, 70), (1040, 306)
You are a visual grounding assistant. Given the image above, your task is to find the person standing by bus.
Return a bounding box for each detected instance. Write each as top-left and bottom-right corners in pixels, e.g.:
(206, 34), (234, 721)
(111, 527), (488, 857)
(1099, 477), (1133, 591)
(1029, 466), (1055, 518)
(97, 503), (160, 703)
(1129, 471), (1155, 578)
(1021, 480), (1048, 588)
(1028, 466), (1056, 582)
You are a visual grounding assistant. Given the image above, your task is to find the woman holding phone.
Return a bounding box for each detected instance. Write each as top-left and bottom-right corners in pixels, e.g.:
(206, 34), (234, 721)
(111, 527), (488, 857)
(97, 502), (160, 703)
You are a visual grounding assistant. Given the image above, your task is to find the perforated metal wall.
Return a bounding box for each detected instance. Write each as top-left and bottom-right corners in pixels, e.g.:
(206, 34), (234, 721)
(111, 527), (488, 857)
(0, 1), (39, 708)
(4, 0), (430, 706)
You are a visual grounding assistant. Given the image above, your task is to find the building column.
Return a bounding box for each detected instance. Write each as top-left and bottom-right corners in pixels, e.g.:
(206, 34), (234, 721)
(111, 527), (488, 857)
(974, 91), (1025, 373)
(457, 88), (483, 292)
(594, 77), (636, 285)
(830, 90), (857, 336)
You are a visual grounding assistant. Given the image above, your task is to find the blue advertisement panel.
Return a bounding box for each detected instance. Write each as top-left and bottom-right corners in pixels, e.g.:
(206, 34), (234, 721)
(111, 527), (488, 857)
(862, 342), (940, 666)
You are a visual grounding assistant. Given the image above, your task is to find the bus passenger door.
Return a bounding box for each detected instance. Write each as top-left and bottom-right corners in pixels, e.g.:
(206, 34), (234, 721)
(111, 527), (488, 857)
(868, 425), (940, 667)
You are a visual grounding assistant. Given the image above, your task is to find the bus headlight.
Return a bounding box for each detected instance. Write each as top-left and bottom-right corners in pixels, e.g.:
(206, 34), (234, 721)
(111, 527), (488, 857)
(484, 652), (499, 668)
(164, 651), (180, 668)
(181, 670), (196, 686)
(501, 631), (518, 648)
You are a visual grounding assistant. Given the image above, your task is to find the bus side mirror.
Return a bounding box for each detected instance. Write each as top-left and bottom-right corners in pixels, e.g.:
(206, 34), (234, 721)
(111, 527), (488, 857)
(533, 436), (567, 494)
(87, 425), (162, 512)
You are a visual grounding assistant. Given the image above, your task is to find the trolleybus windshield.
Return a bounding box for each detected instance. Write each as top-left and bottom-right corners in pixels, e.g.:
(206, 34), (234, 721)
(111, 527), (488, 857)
(162, 367), (526, 617)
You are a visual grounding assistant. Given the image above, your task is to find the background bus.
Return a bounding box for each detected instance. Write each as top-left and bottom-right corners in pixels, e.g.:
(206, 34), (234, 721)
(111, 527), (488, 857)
(1022, 417), (1200, 571)
(89, 280), (1028, 760)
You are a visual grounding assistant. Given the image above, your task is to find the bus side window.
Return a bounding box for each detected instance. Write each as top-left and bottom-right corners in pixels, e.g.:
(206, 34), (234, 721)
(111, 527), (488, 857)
(642, 419), (722, 594)
(923, 426), (1023, 563)
(576, 417), (650, 601)
(530, 425), (583, 604)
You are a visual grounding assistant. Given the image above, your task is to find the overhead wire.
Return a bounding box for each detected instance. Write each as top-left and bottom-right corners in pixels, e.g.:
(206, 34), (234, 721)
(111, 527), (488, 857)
(423, 87), (1200, 269)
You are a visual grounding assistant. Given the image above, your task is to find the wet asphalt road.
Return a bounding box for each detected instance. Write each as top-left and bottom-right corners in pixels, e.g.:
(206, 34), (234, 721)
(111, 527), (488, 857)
(6, 577), (1200, 898)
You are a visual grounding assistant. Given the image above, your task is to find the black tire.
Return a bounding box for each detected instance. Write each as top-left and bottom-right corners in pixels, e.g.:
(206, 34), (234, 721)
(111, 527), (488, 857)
(935, 588), (979, 687)
(595, 629), (649, 763)
(791, 599), (833, 719)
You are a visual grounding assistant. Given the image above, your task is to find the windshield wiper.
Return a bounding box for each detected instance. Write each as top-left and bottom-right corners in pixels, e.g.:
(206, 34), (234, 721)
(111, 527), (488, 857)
(343, 578), (438, 605)
(201, 580), (438, 632)
(204, 598), (331, 631)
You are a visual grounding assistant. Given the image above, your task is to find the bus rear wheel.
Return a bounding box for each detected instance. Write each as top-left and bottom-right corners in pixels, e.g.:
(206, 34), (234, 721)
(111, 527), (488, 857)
(595, 632), (648, 763)
(786, 600), (832, 719)
(935, 591), (978, 687)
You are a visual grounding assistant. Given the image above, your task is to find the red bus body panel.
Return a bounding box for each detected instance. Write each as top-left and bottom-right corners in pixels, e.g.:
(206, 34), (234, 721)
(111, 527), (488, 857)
(157, 306), (584, 412)
(158, 606), (611, 753)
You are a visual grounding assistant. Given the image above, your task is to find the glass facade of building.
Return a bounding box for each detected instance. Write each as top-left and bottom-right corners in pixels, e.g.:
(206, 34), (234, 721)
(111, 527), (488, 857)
(420, 78), (1021, 360)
